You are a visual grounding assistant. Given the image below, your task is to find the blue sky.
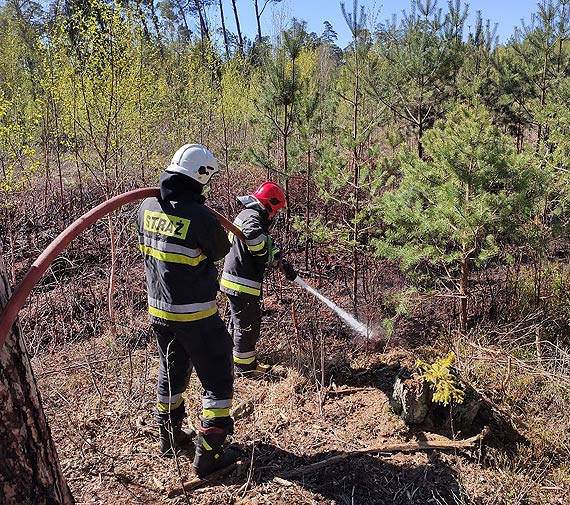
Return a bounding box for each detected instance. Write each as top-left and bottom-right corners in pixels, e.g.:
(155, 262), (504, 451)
(216, 0), (542, 48)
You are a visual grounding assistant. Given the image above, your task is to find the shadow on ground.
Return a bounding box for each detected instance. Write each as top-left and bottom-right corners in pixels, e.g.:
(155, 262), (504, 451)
(223, 441), (469, 505)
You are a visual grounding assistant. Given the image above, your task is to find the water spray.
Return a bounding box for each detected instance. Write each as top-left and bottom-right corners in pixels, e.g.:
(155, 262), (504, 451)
(294, 276), (373, 339)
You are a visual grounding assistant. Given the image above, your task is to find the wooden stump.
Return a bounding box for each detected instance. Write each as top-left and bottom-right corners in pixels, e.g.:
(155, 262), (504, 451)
(390, 368), (431, 424)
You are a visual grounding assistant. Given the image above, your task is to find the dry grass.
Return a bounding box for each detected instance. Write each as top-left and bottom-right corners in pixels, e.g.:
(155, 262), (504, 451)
(28, 314), (569, 505)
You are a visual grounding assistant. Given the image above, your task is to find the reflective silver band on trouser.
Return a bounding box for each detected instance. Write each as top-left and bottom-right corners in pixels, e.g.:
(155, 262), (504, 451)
(158, 392), (183, 403)
(202, 398), (232, 419)
(148, 298), (218, 322)
(233, 350), (256, 365)
(234, 351), (256, 359)
(157, 392), (184, 412)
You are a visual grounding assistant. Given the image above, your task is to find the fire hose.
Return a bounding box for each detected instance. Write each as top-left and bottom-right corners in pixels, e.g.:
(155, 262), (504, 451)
(0, 187), (244, 351)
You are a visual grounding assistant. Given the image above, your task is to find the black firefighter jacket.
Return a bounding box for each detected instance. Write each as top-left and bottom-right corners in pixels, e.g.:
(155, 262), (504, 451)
(137, 173), (231, 325)
(220, 201), (280, 300)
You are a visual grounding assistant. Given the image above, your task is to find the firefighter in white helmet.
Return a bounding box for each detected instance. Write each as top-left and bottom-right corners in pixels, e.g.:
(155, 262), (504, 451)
(137, 144), (236, 477)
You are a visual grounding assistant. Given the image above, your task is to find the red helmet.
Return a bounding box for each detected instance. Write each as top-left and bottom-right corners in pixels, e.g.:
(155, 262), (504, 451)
(253, 181), (286, 217)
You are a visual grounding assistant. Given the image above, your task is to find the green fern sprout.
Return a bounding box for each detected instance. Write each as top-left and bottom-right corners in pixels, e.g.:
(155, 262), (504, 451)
(415, 352), (465, 406)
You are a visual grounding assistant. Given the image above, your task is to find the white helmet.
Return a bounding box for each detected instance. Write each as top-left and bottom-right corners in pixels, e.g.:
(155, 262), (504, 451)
(166, 144), (219, 185)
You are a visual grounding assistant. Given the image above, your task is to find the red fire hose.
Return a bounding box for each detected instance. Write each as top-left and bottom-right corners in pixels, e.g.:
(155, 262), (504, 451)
(0, 187), (243, 351)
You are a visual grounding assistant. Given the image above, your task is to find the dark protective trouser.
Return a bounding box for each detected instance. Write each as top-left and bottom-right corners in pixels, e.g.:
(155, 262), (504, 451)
(153, 313), (234, 431)
(226, 294), (262, 371)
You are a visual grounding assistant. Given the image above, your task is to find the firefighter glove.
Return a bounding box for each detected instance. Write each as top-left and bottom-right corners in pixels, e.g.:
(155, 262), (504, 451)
(281, 259), (297, 281)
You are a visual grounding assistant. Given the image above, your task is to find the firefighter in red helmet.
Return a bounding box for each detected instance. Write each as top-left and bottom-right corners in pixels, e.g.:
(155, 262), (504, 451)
(220, 181), (297, 378)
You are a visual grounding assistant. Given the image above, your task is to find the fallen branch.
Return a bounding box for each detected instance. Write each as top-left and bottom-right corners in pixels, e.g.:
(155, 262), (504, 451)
(276, 428), (488, 479)
(167, 462), (239, 497)
(325, 385), (377, 396)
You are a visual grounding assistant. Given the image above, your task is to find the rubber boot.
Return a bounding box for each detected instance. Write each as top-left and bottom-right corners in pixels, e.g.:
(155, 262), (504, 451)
(192, 425), (237, 478)
(159, 419), (195, 457)
(235, 360), (271, 380)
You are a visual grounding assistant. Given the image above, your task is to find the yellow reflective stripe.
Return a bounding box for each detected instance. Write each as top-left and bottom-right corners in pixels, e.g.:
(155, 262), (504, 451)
(220, 278), (261, 296)
(139, 244), (207, 266)
(202, 438), (213, 451)
(202, 408), (231, 419)
(148, 305), (217, 322)
(143, 210), (190, 239)
(233, 355), (256, 365)
(247, 240), (266, 252)
(156, 397), (184, 412)
(228, 231), (234, 242)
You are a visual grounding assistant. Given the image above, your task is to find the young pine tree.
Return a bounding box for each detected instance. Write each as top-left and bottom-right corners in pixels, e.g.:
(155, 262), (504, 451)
(373, 103), (545, 331)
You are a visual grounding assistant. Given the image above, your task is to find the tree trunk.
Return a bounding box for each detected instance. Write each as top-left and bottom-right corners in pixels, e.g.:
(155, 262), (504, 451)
(231, 0), (244, 55)
(193, 0), (210, 45)
(459, 249), (469, 333)
(254, 0), (262, 41)
(174, 0), (191, 40)
(218, 0), (230, 59)
(106, 213), (118, 339)
(0, 257), (74, 505)
(304, 149), (311, 270)
(351, 66), (360, 311)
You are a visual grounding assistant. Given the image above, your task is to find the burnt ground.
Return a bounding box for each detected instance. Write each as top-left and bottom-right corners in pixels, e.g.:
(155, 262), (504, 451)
(31, 296), (569, 505)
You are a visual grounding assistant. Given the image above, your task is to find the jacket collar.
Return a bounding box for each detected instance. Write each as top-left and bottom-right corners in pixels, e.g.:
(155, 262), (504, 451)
(159, 171), (205, 203)
(237, 195), (270, 225)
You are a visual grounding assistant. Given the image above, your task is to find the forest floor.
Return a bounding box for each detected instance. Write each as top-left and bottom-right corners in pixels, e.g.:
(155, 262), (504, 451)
(31, 286), (570, 505)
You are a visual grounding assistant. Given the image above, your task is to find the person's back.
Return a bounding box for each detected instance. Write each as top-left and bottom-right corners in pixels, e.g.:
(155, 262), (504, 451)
(220, 205), (274, 300)
(138, 171), (229, 323)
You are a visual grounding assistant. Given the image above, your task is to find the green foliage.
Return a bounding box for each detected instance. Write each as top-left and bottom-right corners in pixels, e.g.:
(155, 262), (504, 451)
(292, 213), (349, 249)
(0, 89), (40, 194)
(373, 102), (545, 274)
(367, 0), (463, 156)
(540, 74), (570, 237)
(0, 1), (43, 194)
(415, 352), (465, 406)
(247, 20), (310, 182)
(456, 10), (498, 103)
(44, 0), (169, 189)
